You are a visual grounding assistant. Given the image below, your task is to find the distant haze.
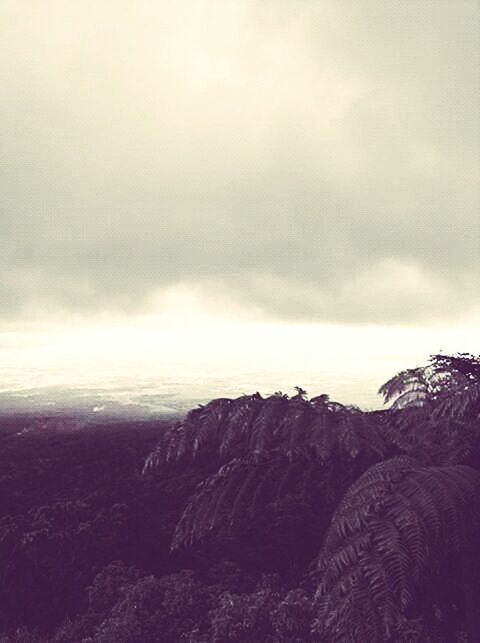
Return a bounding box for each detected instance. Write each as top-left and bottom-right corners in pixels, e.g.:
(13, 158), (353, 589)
(1, 306), (479, 410)
(1, 1), (479, 401)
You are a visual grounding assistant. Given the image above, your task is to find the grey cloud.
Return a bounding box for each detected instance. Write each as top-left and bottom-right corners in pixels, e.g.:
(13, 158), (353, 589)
(1, 0), (478, 323)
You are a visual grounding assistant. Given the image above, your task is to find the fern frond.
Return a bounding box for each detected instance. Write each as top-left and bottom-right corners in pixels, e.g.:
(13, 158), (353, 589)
(379, 353), (480, 412)
(144, 392), (391, 473)
(312, 457), (480, 642)
(143, 397), (235, 470)
(378, 368), (430, 409)
(434, 380), (480, 421)
(171, 451), (337, 552)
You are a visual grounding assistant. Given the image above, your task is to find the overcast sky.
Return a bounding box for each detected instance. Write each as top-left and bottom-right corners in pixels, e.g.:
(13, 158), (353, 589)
(0, 1), (479, 401)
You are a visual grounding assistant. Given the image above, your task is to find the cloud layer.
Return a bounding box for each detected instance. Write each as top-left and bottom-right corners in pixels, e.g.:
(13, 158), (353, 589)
(1, 1), (479, 323)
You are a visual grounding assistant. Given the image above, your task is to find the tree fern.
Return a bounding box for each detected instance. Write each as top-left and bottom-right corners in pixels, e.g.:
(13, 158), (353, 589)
(170, 449), (366, 569)
(434, 379), (480, 422)
(171, 452), (316, 549)
(379, 367), (433, 409)
(143, 395), (261, 472)
(144, 393), (390, 474)
(379, 353), (480, 411)
(311, 457), (480, 642)
(375, 397), (480, 468)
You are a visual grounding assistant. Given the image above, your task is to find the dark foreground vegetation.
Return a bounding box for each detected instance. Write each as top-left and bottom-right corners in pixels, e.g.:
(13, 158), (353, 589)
(1, 353), (480, 642)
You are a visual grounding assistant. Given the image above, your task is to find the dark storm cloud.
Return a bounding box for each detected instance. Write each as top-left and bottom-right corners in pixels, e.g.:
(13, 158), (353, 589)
(1, 1), (478, 322)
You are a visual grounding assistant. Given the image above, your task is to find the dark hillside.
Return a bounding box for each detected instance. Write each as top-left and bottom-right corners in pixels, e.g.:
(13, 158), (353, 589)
(1, 353), (480, 642)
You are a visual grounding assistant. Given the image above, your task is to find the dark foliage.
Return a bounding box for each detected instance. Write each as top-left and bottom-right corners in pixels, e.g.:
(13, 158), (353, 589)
(144, 392), (390, 471)
(379, 352), (480, 414)
(312, 456), (480, 641)
(2, 353), (480, 641)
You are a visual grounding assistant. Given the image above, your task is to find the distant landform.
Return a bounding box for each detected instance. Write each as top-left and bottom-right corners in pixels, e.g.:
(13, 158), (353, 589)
(0, 367), (385, 423)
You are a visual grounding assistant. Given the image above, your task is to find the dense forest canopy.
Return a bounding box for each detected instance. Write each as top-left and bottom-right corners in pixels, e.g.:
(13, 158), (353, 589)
(1, 353), (480, 642)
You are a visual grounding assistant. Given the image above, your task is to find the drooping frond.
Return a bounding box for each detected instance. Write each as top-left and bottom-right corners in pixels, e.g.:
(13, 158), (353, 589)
(144, 393), (391, 474)
(142, 394), (262, 472)
(220, 393), (272, 456)
(169, 443), (380, 559)
(379, 353), (480, 411)
(312, 457), (480, 642)
(375, 353), (480, 468)
(378, 367), (431, 409)
(373, 393), (480, 468)
(171, 452), (324, 550)
(434, 379), (480, 422)
(431, 352), (480, 383)
(244, 394), (291, 454)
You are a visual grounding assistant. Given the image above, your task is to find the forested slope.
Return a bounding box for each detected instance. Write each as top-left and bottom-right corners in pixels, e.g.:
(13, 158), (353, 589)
(1, 353), (479, 642)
